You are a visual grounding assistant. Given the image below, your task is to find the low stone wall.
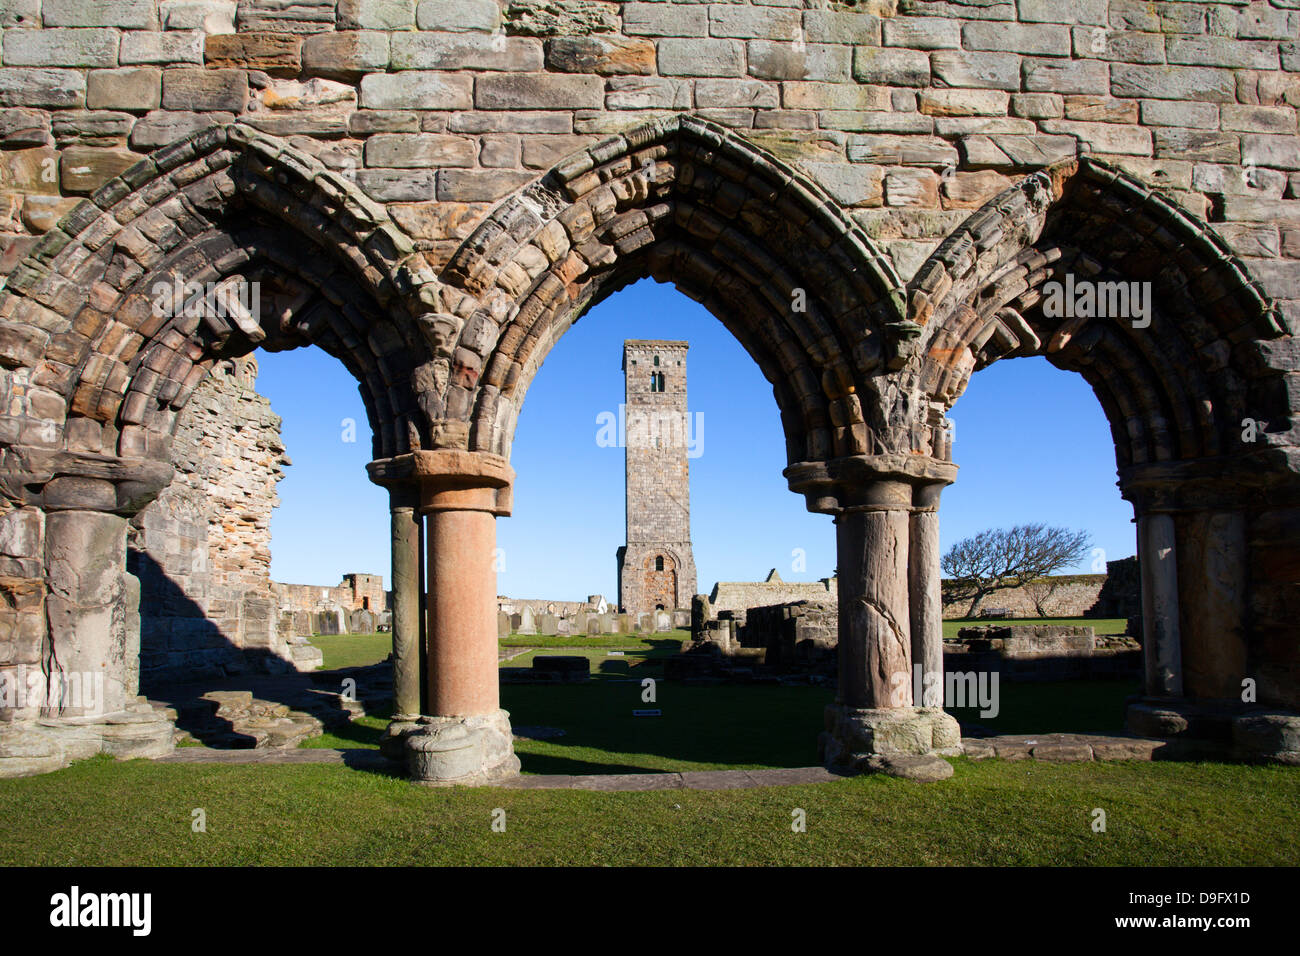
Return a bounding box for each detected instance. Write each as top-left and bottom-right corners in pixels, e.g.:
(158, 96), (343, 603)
(946, 625), (1142, 682)
(743, 600), (838, 668)
(941, 575), (1107, 619)
(708, 575), (837, 625)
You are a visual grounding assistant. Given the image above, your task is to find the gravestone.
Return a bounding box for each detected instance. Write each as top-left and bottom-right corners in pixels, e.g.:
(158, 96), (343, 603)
(518, 607), (536, 636)
(655, 610), (672, 632)
(497, 612), (510, 640)
(587, 617), (601, 635)
(348, 608), (374, 634)
(539, 613), (559, 635)
(509, 613), (522, 632)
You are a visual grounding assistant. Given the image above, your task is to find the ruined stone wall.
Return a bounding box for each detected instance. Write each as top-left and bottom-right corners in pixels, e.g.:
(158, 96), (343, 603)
(0, 1), (1288, 337)
(709, 574), (838, 622)
(129, 355), (291, 686)
(941, 573), (1108, 618)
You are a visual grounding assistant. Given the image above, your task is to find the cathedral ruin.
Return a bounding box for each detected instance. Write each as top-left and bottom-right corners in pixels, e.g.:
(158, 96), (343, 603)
(0, 0), (1297, 782)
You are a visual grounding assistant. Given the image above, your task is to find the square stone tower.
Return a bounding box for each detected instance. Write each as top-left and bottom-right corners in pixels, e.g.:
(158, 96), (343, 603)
(617, 340), (698, 616)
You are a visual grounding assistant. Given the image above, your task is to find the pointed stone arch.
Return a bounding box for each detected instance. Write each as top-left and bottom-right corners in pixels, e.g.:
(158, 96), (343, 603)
(905, 157), (1300, 716)
(0, 123), (435, 466)
(417, 116), (909, 469)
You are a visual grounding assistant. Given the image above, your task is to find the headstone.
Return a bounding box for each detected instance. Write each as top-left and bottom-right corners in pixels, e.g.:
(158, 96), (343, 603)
(539, 613), (559, 635)
(587, 616), (601, 635)
(348, 608), (375, 633)
(655, 609), (672, 632)
(518, 606), (536, 635)
(574, 611), (588, 633)
(497, 611), (510, 639)
(556, 617), (572, 636)
(637, 613), (652, 634)
(510, 613), (522, 632)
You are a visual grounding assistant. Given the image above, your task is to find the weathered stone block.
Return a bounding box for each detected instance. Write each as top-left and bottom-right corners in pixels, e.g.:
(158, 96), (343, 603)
(708, 6), (800, 41)
(364, 133), (475, 168)
(44, 0), (157, 28)
(1022, 58), (1109, 95)
(0, 70), (86, 109)
(696, 79), (778, 110)
(748, 41), (851, 83)
(805, 10), (879, 45)
(919, 88), (1008, 117)
(1243, 134), (1300, 171)
(605, 75), (691, 110)
(205, 32), (302, 75)
(391, 32), (542, 71)
(337, 0), (413, 31)
(437, 168), (534, 201)
(1111, 64), (1237, 103)
(964, 21), (1070, 57)
(418, 0), (500, 32)
(0, 0), (39, 28)
(854, 47), (930, 87)
(162, 1), (238, 32)
(2, 29), (120, 68)
(798, 161), (883, 206)
(475, 73), (604, 109)
(120, 30), (205, 65)
(360, 72), (474, 110)
(301, 31), (390, 79)
(658, 38), (745, 78)
(236, 0), (335, 34)
(86, 68), (163, 112)
(505, 0), (618, 37)
(848, 134), (958, 167)
(1018, 0), (1108, 26)
(622, 3), (707, 39)
(130, 110), (233, 149)
(162, 68), (248, 112)
(1152, 128), (1239, 163)
(546, 36), (656, 76)
(1140, 99), (1221, 129)
(930, 50), (1020, 90)
(883, 17), (960, 50)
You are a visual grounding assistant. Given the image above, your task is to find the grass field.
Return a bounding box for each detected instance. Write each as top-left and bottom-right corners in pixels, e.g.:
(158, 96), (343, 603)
(1, 624), (1291, 867)
(1, 755), (1294, 866)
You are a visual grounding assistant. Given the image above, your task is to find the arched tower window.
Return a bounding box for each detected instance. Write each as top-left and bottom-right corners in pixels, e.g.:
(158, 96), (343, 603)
(655, 556), (664, 571)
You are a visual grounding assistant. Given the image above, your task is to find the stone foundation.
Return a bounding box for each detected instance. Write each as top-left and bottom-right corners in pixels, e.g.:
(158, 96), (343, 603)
(1127, 698), (1300, 765)
(0, 700), (175, 779)
(819, 704), (963, 771)
(387, 709), (521, 786)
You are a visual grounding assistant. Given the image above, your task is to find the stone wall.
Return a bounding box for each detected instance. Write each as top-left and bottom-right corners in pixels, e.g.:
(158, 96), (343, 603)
(0, 2), (1290, 305)
(129, 355), (295, 686)
(941, 573), (1107, 619)
(708, 571), (838, 623)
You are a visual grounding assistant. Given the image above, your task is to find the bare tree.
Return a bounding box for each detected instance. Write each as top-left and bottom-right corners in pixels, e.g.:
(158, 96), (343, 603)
(942, 524), (1092, 619)
(1022, 576), (1063, 618)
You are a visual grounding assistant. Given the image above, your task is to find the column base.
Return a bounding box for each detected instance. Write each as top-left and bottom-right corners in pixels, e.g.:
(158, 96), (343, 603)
(0, 705), (175, 779)
(392, 709), (521, 786)
(1127, 697), (1300, 764)
(819, 703), (963, 771)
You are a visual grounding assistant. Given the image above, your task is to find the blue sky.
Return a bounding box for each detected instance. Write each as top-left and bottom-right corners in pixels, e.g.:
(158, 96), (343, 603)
(256, 277), (1135, 597)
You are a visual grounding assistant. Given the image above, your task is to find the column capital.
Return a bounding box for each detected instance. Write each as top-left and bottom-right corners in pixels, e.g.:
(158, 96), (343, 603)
(368, 450), (514, 516)
(784, 454), (957, 515)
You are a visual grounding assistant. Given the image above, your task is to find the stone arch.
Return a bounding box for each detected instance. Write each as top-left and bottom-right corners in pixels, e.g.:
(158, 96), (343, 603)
(910, 157), (1289, 475)
(422, 116), (909, 468)
(906, 157), (1300, 714)
(0, 123), (436, 466)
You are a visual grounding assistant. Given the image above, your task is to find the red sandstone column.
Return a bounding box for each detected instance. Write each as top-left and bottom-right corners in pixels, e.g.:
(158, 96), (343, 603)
(835, 480), (913, 710)
(426, 505), (499, 716)
(908, 483), (944, 707)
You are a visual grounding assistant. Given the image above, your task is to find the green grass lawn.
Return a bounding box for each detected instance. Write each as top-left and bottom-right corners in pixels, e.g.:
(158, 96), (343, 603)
(1, 754), (1295, 866)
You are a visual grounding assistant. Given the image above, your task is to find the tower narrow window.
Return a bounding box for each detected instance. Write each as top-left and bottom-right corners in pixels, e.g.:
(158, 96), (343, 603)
(655, 556), (664, 571)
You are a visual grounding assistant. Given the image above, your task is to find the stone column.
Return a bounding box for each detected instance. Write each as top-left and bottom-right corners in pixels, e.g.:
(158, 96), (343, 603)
(425, 505), (498, 716)
(388, 486), (422, 721)
(820, 479), (961, 768)
(369, 449), (519, 785)
(908, 483), (944, 708)
(43, 501), (132, 718)
(1138, 512), (1183, 698)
